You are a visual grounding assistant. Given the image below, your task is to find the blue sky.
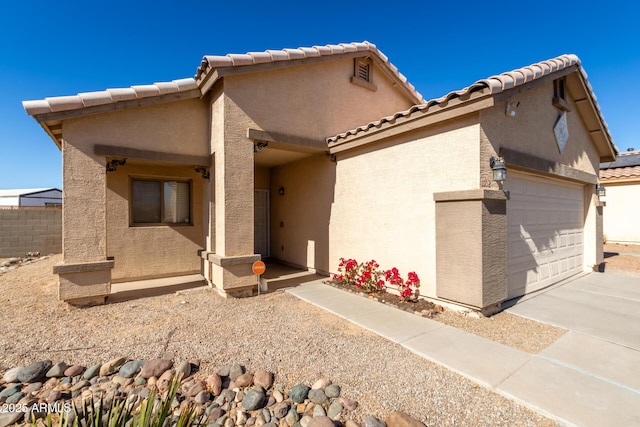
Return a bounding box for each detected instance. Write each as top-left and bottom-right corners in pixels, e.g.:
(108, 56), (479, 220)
(1, 0), (638, 189)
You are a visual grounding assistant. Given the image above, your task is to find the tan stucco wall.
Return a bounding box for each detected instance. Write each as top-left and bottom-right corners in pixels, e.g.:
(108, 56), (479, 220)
(105, 163), (205, 282)
(60, 139), (107, 263)
(255, 166), (271, 189)
(62, 98), (209, 264)
(202, 57), (416, 293)
(435, 198), (507, 308)
(330, 117), (481, 298)
(223, 57), (415, 141)
(602, 183), (640, 244)
(270, 154), (335, 272)
(214, 91), (255, 258)
(66, 98), (209, 157)
(480, 81), (600, 181)
(480, 80), (602, 272)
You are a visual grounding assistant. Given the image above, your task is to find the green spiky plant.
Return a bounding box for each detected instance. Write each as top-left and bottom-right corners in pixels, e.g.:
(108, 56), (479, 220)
(34, 377), (205, 427)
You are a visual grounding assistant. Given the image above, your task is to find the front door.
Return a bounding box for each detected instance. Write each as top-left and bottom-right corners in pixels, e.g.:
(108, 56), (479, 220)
(254, 189), (270, 257)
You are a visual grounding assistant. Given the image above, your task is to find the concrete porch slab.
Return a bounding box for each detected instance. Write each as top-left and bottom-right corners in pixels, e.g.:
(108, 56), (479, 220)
(108, 274), (206, 303)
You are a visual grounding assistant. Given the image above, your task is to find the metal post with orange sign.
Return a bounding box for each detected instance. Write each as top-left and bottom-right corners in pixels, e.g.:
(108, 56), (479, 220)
(252, 260), (266, 295)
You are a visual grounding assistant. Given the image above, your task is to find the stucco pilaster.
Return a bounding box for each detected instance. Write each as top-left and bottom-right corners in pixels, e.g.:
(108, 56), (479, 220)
(207, 88), (258, 294)
(62, 140), (107, 263)
(434, 190), (507, 311)
(57, 138), (112, 304)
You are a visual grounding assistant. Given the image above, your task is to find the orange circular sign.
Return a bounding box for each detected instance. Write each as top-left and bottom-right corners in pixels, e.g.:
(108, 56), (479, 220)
(252, 260), (266, 275)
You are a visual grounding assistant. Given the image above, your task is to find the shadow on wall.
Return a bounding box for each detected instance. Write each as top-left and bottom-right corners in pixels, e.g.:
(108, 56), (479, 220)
(268, 154), (336, 274)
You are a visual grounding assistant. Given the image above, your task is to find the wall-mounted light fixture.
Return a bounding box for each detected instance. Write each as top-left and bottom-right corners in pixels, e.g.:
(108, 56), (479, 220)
(106, 158), (127, 172)
(254, 142), (269, 153)
(505, 101), (520, 117)
(490, 156), (507, 182)
(278, 187), (285, 196)
(596, 184), (606, 202)
(195, 166), (210, 180)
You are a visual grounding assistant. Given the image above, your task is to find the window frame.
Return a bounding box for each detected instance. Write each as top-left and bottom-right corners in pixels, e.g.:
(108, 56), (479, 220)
(129, 176), (193, 227)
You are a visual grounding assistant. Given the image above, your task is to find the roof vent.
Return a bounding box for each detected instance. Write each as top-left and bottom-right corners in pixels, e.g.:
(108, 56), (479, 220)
(628, 147), (635, 152)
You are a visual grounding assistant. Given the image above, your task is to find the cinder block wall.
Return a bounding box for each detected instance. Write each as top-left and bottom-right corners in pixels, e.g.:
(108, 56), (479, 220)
(0, 207), (62, 257)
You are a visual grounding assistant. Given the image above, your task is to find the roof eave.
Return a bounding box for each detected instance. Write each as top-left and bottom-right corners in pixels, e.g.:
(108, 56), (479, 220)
(196, 46), (424, 105)
(27, 88), (202, 147)
(568, 70), (617, 162)
(329, 92), (493, 154)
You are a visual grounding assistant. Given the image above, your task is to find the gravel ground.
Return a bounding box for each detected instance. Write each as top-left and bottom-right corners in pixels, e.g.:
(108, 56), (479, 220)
(0, 255), (557, 426)
(432, 310), (565, 354)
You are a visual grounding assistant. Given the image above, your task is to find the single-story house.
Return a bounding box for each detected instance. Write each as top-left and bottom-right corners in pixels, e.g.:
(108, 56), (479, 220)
(0, 188), (62, 207)
(23, 41), (616, 313)
(599, 149), (640, 244)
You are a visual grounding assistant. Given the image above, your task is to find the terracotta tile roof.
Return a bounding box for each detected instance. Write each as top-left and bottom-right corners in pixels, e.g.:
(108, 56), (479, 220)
(599, 165), (640, 179)
(23, 41), (423, 118)
(23, 79), (198, 116)
(327, 54), (613, 147)
(195, 41), (423, 103)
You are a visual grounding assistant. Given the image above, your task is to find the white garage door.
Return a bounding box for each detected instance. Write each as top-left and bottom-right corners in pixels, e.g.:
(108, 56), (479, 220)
(507, 173), (584, 299)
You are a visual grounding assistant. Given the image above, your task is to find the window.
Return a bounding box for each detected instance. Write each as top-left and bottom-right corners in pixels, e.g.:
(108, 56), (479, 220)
(350, 57), (377, 91)
(131, 179), (191, 225)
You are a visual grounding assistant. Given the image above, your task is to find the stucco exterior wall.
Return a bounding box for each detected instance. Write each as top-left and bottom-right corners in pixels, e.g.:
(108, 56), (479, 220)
(218, 92), (255, 257)
(60, 139), (107, 263)
(603, 183), (640, 244)
(270, 155), (335, 273)
(0, 207), (62, 257)
(105, 163), (205, 282)
(63, 99), (209, 265)
(66, 98), (209, 157)
(330, 117), (481, 298)
(433, 195), (507, 309)
(255, 166), (270, 189)
(202, 57), (416, 293)
(480, 81), (600, 180)
(224, 58), (415, 141)
(480, 80), (602, 271)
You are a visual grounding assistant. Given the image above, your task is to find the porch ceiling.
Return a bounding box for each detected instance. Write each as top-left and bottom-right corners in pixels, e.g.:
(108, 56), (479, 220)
(254, 147), (312, 168)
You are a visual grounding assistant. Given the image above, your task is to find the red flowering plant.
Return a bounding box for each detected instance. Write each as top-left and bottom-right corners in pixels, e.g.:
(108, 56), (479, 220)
(332, 258), (421, 302)
(332, 258), (385, 293)
(384, 268), (420, 301)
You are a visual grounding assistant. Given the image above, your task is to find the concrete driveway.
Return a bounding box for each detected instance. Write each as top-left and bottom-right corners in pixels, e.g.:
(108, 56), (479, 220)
(506, 272), (640, 349)
(505, 272), (640, 426)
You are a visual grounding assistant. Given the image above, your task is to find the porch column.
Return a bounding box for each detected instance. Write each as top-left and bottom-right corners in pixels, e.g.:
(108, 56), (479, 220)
(204, 93), (260, 297)
(54, 140), (113, 306)
(434, 189), (508, 314)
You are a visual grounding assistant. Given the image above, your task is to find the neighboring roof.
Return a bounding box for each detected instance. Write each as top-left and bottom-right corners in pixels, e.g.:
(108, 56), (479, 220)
(328, 54), (617, 162)
(600, 149), (640, 169)
(23, 41), (424, 148)
(599, 165), (640, 180)
(194, 41), (423, 104)
(599, 150), (640, 180)
(0, 188), (61, 197)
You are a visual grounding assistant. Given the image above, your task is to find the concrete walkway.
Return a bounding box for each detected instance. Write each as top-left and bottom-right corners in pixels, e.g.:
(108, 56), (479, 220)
(286, 276), (640, 427)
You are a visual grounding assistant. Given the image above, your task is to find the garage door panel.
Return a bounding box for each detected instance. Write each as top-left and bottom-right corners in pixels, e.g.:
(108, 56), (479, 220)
(507, 173), (584, 299)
